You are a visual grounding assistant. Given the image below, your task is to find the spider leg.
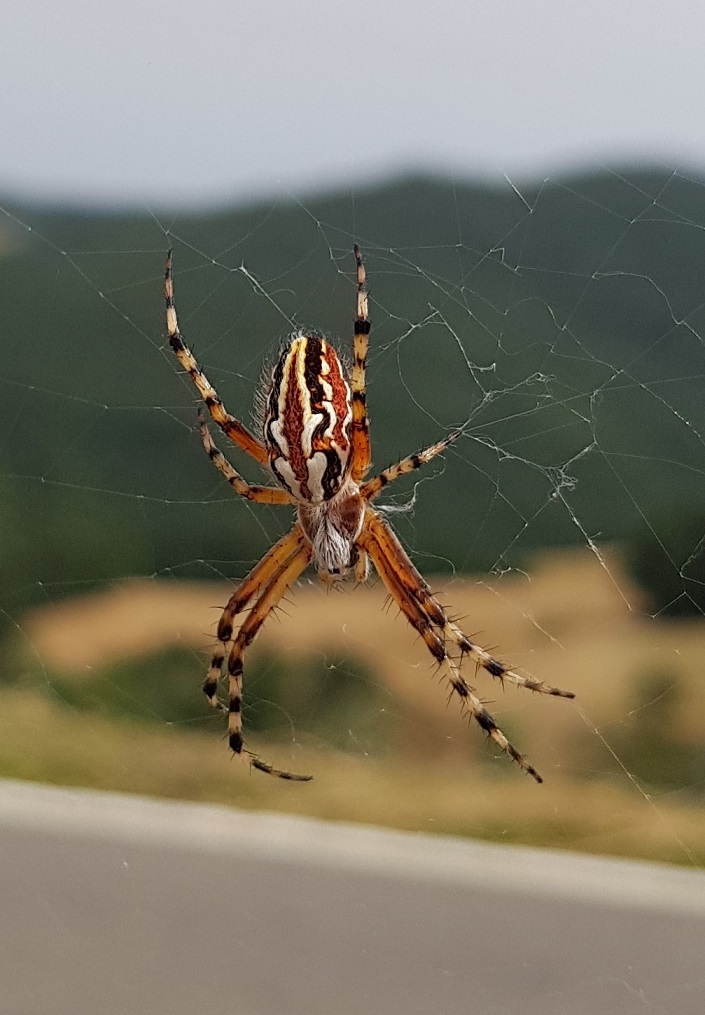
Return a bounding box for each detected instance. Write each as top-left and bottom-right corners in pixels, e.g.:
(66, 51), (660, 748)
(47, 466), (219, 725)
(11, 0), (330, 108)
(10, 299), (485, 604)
(365, 510), (574, 699)
(203, 526), (307, 708)
(353, 546), (370, 584)
(226, 540), (313, 781)
(350, 245), (372, 483)
(165, 250), (269, 465)
(359, 510), (551, 783)
(361, 429), (463, 501)
(428, 612), (574, 697)
(198, 411), (293, 504)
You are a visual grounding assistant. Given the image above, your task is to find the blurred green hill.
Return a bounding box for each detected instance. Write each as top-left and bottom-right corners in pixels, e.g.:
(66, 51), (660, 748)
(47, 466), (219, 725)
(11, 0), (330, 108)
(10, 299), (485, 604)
(2, 168), (705, 615)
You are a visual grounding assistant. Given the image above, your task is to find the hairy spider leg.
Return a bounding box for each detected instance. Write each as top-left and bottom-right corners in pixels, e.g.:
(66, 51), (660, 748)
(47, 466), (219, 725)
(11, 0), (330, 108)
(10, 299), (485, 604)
(203, 527), (307, 708)
(165, 250), (269, 464)
(226, 540), (313, 781)
(350, 245), (372, 482)
(198, 410), (293, 504)
(364, 510), (574, 699)
(358, 513), (544, 783)
(362, 429), (464, 501)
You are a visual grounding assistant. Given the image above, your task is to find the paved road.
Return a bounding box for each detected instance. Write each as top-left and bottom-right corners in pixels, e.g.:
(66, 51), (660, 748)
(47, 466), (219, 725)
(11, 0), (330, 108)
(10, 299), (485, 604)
(1, 780), (704, 1015)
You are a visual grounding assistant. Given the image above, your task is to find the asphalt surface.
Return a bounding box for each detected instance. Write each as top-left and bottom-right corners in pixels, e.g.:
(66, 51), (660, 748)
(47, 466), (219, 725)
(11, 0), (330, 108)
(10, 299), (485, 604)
(1, 780), (704, 1015)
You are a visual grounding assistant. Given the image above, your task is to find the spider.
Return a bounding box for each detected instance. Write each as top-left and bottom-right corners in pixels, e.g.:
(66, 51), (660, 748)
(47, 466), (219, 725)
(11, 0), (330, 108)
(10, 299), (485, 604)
(164, 246), (574, 783)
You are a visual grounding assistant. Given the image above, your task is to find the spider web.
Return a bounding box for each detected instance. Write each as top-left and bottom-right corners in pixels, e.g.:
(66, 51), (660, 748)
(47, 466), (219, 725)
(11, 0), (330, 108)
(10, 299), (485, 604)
(1, 168), (705, 880)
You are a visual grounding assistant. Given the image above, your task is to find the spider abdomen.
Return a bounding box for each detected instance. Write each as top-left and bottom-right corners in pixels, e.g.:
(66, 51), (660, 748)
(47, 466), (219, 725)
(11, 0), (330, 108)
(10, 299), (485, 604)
(264, 333), (353, 502)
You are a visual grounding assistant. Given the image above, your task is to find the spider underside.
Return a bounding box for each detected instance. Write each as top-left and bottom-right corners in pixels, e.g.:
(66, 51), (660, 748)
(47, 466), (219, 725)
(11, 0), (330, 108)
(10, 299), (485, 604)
(164, 247), (574, 783)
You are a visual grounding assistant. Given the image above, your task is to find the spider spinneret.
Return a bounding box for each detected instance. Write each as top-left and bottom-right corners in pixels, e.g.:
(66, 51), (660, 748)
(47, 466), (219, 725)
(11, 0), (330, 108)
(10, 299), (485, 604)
(164, 245), (574, 783)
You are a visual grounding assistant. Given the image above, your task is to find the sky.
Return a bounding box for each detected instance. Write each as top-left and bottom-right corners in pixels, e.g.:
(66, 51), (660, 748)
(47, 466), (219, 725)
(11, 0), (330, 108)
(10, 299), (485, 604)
(4, 0), (705, 209)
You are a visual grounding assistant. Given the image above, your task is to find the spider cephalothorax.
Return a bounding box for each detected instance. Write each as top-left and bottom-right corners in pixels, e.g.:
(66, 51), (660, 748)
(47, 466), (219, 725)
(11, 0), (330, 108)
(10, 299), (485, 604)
(165, 246), (574, 782)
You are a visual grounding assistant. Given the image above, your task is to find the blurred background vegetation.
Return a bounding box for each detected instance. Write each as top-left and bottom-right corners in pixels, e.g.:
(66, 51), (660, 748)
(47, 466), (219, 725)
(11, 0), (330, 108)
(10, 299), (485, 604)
(3, 167), (705, 864)
(3, 169), (705, 614)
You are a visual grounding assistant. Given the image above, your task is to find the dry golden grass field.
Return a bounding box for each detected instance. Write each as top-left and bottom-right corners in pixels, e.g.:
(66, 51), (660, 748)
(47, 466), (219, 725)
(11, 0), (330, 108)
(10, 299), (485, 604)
(8, 547), (705, 866)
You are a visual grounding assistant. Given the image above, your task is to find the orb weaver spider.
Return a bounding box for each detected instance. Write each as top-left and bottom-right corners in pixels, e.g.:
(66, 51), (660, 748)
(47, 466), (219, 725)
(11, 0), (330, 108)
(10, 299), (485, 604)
(165, 247), (573, 782)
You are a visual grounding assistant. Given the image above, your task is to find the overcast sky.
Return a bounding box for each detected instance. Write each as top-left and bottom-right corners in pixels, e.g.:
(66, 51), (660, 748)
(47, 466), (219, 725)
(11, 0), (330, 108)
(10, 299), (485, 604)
(4, 0), (705, 209)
